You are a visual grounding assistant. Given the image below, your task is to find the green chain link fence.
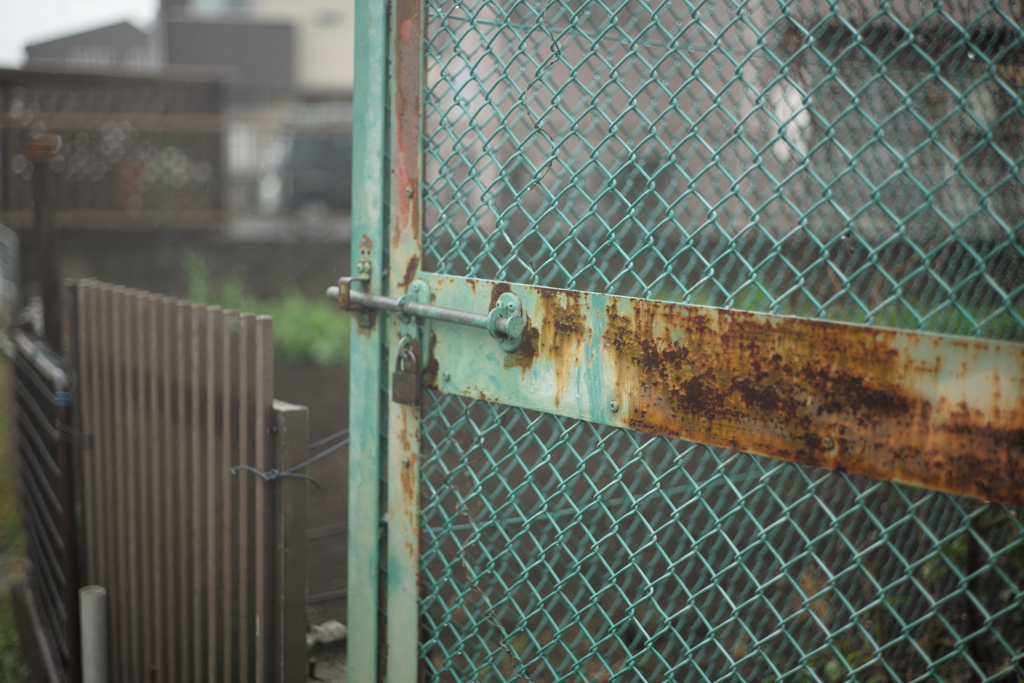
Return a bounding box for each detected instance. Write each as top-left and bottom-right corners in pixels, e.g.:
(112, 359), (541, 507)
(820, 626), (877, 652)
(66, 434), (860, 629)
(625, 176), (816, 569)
(415, 0), (1024, 679)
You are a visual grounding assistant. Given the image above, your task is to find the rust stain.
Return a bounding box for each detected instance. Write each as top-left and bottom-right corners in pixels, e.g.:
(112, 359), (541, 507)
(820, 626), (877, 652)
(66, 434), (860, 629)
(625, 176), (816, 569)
(488, 281), (512, 311)
(541, 288), (586, 337)
(399, 255), (419, 291)
(358, 232), (373, 256)
(599, 299), (1024, 507)
(534, 288), (590, 407)
(397, 450), (418, 561)
(390, 0), (421, 247)
(354, 234), (376, 335)
(503, 322), (539, 373)
(395, 419), (412, 453)
(355, 308), (377, 335)
(423, 331), (439, 390)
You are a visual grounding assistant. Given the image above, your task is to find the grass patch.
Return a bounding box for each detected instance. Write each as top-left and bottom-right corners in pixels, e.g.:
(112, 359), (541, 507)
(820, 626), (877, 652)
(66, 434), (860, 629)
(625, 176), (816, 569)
(183, 253), (350, 366)
(0, 362), (22, 558)
(0, 593), (27, 683)
(0, 358), (28, 682)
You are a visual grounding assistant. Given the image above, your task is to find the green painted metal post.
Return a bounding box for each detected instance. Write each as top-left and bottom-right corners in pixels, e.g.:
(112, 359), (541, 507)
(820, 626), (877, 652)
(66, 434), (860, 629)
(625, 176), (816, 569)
(347, 0), (389, 679)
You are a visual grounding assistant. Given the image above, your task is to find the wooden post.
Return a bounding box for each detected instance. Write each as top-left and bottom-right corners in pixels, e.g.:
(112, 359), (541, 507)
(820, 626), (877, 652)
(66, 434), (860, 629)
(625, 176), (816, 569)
(273, 400), (309, 683)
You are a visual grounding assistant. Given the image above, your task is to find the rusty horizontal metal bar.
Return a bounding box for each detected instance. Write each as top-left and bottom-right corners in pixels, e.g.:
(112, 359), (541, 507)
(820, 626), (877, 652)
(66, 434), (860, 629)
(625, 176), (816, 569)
(422, 274), (1024, 507)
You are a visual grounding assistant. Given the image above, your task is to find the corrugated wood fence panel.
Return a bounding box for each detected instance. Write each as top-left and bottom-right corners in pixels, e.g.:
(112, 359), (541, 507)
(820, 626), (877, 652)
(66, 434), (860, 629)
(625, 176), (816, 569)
(159, 296), (178, 683)
(175, 299), (192, 682)
(189, 302), (204, 683)
(71, 280), (307, 683)
(253, 317), (273, 682)
(238, 312), (256, 683)
(222, 310), (240, 683)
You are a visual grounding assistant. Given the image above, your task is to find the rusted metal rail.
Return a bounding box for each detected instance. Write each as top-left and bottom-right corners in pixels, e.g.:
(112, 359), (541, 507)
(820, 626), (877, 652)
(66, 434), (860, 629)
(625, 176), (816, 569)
(420, 275), (1024, 507)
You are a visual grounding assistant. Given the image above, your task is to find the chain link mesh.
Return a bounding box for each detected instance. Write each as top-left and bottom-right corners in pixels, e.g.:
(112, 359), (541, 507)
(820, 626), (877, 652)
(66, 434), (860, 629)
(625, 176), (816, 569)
(416, 0), (1024, 679)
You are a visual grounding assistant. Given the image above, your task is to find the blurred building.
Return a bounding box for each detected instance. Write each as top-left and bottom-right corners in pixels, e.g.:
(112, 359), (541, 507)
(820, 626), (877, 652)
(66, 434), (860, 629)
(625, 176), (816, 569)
(161, 0), (354, 96)
(25, 22), (159, 73)
(25, 0), (354, 96)
(22, 0), (355, 220)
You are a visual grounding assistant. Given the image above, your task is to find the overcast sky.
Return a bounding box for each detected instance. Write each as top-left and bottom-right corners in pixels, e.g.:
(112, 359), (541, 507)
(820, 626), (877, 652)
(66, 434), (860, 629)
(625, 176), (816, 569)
(0, 0), (158, 68)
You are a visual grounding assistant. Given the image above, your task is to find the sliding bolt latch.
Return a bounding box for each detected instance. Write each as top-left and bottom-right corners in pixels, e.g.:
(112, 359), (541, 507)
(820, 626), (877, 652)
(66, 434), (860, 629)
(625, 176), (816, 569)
(327, 282), (525, 352)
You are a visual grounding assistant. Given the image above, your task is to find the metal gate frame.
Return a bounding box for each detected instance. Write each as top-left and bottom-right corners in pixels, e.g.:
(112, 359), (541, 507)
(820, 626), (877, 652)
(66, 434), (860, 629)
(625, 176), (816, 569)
(345, 0), (1024, 680)
(347, 0), (390, 678)
(347, 0), (427, 676)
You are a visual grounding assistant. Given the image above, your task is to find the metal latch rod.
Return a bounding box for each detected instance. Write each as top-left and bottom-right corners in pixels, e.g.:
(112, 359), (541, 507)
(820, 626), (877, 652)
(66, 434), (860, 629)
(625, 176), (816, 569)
(327, 281), (525, 348)
(328, 287), (500, 332)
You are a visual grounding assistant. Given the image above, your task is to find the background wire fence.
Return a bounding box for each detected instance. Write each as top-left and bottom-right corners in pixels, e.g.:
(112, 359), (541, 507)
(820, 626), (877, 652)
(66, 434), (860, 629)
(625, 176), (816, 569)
(416, 0), (1024, 680)
(0, 69), (223, 232)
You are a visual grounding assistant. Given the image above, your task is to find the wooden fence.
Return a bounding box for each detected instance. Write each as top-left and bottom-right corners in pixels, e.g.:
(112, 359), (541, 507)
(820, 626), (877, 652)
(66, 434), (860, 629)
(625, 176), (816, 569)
(66, 279), (308, 683)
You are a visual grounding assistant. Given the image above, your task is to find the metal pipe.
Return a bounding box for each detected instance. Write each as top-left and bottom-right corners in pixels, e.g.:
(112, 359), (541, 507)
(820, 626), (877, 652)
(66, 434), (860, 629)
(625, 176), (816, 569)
(79, 586), (108, 683)
(58, 398), (81, 683)
(27, 135), (63, 350)
(389, 298), (492, 331)
(13, 330), (69, 389)
(327, 286), (513, 335)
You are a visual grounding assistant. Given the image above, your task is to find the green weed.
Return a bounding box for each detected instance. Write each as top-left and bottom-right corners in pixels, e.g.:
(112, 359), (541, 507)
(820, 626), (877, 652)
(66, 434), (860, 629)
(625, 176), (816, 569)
(0, 358), (27, 682)
(183, 252), (350, 366)
(0, 361), (22, 558)
(0, 593), (27, 683)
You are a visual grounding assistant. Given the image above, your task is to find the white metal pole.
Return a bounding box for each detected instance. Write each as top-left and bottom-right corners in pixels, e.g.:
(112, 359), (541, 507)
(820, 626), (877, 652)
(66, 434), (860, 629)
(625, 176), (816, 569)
(79, 586), (108, 683)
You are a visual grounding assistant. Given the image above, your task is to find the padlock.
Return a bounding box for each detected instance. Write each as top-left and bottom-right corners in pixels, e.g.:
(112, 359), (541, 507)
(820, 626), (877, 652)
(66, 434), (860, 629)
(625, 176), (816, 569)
(392, 339), (420, 405)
